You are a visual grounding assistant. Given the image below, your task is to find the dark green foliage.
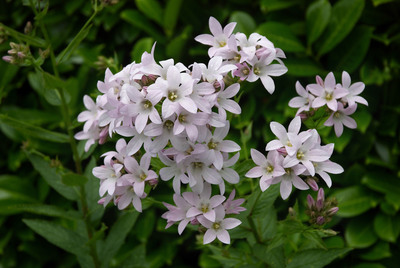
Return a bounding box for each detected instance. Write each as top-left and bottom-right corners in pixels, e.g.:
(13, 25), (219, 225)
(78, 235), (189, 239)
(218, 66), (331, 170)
(0, 0), (400, 267)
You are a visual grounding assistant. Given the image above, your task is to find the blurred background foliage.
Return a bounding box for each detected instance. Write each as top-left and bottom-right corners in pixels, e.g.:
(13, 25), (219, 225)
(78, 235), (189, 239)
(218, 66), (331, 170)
(0, 0), (399, 267)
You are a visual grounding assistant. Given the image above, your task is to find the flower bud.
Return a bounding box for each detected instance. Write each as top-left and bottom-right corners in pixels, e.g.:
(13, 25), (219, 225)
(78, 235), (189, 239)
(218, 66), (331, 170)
(306, 177), (319, 191)
(307, 194), (315, 209)
(24, 21), (33, 35)
(327, 207), (339, 216)
(316, 216), (325, 225)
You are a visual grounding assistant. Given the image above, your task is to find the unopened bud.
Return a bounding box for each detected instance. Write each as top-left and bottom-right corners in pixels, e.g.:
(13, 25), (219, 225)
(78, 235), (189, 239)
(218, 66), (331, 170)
(327, 207), (339, 216)
(316, 216), (325, 225)
(24, 21), (33, 34)
(191, 218), (200, 225)
(307, 194), (315, 209)
(306, 177), (319, 191)
(148, 178), (158, 187)
(317, 188), (325, 203)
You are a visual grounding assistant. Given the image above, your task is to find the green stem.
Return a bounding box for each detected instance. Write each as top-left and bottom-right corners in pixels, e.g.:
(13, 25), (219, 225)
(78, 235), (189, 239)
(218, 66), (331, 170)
(247, 190), (263, 244)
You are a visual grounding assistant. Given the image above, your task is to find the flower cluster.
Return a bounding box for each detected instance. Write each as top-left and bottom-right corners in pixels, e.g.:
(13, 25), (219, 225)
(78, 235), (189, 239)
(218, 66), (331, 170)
(288, 72), (368, 137)
(246, 116), (344, 200)
(75, 16), (287, 244)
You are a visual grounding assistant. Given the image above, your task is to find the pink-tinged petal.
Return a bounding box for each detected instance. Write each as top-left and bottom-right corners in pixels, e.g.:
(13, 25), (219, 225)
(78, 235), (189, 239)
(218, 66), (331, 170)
(187, 207), (202, 218)
(162, 100), (176, 118)
(270, 122), (287, 141)
(173, 121), (185, 135)
(283, 156), (299, 168)
(99, 178), (116, 196)
(307, 149), (331, 162)
(144, 123), (163, 137)
(260, 75), (275, 94)
(288, 116), (301, 134)
(223, 218), (241, 229)
(289, 97), (307, 108)
(197, 215), (212, 228)
(221, 83), (240, 98)
(334, 121), (343, 137)
(250, 149), (267, 166)
(209, 16), (223, 36)
(173, 177), (182, 194)
(116, 126), (136, 137)
(203, 229), (217, 244)
(292, 176), (309, 190)
(213, 152), (224, 170)
(213, 122), (229, 140)
(280, 179), (292, 200)
(135, 113), (148, 133)
(221, 99), (241, 114)
(342, 116), (357, 129)
(324, 72), (336, 89)
(133, 181), (145, 196)
(312, 97), (326, 108)
(326, 99), (338, 111)
(353, 96), (368, 106)
(219, 140), (241, 152)
(334, 87), (349, 99)
(166, 66), (181, 89)
(182, 192), (197, 206)
(180, 97), (198, 114)
(204, 210), (216, 222)
(117, 193), (132, 210)
(126, 136), (143, 155)
(320, 161), (343, 174)
(245, 166), (264, 178)
(302, 160), (315, 176)
(185, 124), (198, 142)
(318, 171), (332, 188)
(295, 81), (308, 97)
(266, 64), (288, 76)
(220, 168), (239, 183)
(132, 195), (142, 212)
(124, 156), (139, 173)
(140, 153), (151, 170)
(160, 167), (175, 181)
(350, 82), (365, 95)
(216, 229), (230, 244)
(83, 95), (96, 110)
(210, 195), (226, 208)
(266, 140), (284, 151)
(341, 71), (351, 88)
(178, 219), (189, 235)
(149, 110), (162, 124)
(203, 168), (222, 184)
(307, 84), (323, 96)
(194, 34), (214, 46)
(223, 22), (236, 36)
(260, 177), (272, 192)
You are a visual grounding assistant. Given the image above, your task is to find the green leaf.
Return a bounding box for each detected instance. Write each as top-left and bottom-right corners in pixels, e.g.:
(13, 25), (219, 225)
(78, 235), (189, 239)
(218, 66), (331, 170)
(0, 23), (47, 47)
(56, 22), (93, 64)
(360, 241), (392, 261)
(286, 248), (351, 268)
(229, 11), (256, 36)
(26, 152), (78, 201)
(306, 0), (331, 46)
(61, 172), (88, 186)
(0, 61), (19, 96)
(345, 215), (378, 248)
(327, 26), (374, 73)
(23, 219), (90, 256)
(4, 204), (80, 219)
(99, 211), (139, 265)
(131, 37), (154, 62)
(353, 264), (386, 268)
(316, 0), (365, 56)
(285, 58), (324, 77)
(0, 114), (69, 143)
(121, 244), (148, 268)
(333, 186), (379, 217)
(163, 0), (183, 37)
(84, 157), (104, 222)
(260, 0), (298, 12)
(135, 0), (163, 26)
(121, 10), (166, 43)
(0, 175), (37, 213)
(373, 213), (400, 243)
(353, 106), (372, 134)
(372, 0), (396, 6)
(135, 210), (156, 243)
(257, 22), (306, 53)
(166, 25), (192, 61)
(362, 171), (400, 208)
(253, 243), (285, 267)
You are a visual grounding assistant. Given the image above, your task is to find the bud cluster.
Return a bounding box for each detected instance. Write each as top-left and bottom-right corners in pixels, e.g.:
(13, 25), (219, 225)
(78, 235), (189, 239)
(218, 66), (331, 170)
(306, 188), (339, 225)
(2, 42), (31, 65)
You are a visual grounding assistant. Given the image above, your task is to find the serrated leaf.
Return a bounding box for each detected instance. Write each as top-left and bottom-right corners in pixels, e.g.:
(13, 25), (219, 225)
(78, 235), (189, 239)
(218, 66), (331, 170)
(135, 0), (163, 26)
(306, 0), (331, 46)
(257, 22), (305, 52)
(61, 172), (88, 186)
(26, 152), (78, 201)
(327, 26), (374, 73)
(373, 213), (400, 243)
(316, 0), (365, 56)
(345, 215), (378, 248)
(286, 248), (351, 268)
(23, 219), (90, 256)
(99, 211), (139, 265)
(229, 11), (256, 36)
(0, 114), (69, 143)
(334, 186), (378, 217)
(163, 0), (183, 37)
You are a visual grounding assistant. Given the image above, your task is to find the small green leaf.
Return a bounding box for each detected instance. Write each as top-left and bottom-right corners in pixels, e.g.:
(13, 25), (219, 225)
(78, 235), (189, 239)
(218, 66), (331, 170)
(286, 248), (351, 268)
(0, 114), (69, 143)
(23, 219), (90, 256)
(285, 58), (325, 77)
(316, 0), (365, 56)
(121, 244), (148, 268)
(166, 25), (192, 61)
(135, 210), (156, 243)
(353, 106), (372, 134)
(345, 215), (378, 248)
(372, 0), (396, 6)
(306, 0), (332, 46)
(26, 152), (78, 201)
(334, 186), (378, 217)
(163, 0), (183, 37)
(61, 172), (88, 186)
(121, 10), (165, 43)
(135, 0), (163, 26)
(257, 22), (306, 52)
(0, 23), (47, 47)
(84, 157), (104, 222)
(229, 11), (256, 36)
(4, 204), (80, 219)
(327, 26), (374, 73)
(360, 241), (392, 261)
(373, 213), (400, 243)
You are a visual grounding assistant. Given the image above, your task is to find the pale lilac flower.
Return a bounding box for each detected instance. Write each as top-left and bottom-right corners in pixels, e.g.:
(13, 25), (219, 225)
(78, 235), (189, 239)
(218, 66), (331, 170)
(184, 183), (225, 222)
(93, 162), (123, 196)
(194, 16), (236, 57)
(215, 83), (241, 120)
(308, 72), (348, 111)
(77, 95), (105, 132)
(197, 56), (237, 83)
(218, 152), (240, 185)
(102, 138), (129, 165)
(115, 126), (152, 155)
(223, 189), (246, 214)
(74, 124), (100, 152)
(288, 81), (315, 115)
(158, 152), (189, 194)
(186, 153), (222, 193)
(246, 149), (285, 191)
(114, 184), (145, 212)
(311, 160), (344, 188)
(340, 71), (368, 107)
(162, 194), (193, 234)
(324, 102), (357, 137)
(197, 206), (241, 244)
(270, 164), (309, 200)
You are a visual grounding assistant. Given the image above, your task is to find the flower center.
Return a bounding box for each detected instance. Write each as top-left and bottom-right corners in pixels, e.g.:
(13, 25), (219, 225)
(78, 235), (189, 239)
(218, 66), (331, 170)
(139, 172), (147, 181)
(142, 100), (152, 109)
(285, 168), (292, 175)
(296, 150), (305, 160)
(334, 111), (340, 118)
(178, 114), (187, 123)
(253, 67), (261, 75)
(218, 41), (226, 47)
(266, 165), (274, 173)
(242, 68), (249, 75)
(233, 54), (241, 62)
(212, 222), (221, 230)
(164, 120), (174, 130)
(325, 92), (333, 101)
(208, 140), (218, 149)
(200, 203), (209, 213)
(286, 141), (292, 147)
(168, 91), (178, 101)
(194, 162), (203, 169)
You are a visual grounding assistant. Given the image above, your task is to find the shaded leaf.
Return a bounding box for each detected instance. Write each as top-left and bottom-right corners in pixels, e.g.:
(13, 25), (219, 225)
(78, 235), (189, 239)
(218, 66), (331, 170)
(286, 248), (351, 268)
(306, 0), (331, 46)
(163, 0), (183, 37)
(61, 172), (88, 187)
(334, 186), (379, 217)
(121, 10), (165, 43)
(285, 58), (324, 77)
(257, 22), (305, 52)
(135, 0), (163, 26)
(373, 213), (400, 243)
(345, 215), (378, 248)
(360, 241), (392, 261)
(0, 23), (46, 47)
(4, 204), (80, 219)
(229, 11), (256, 36)
(166, 25), (192, 60)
